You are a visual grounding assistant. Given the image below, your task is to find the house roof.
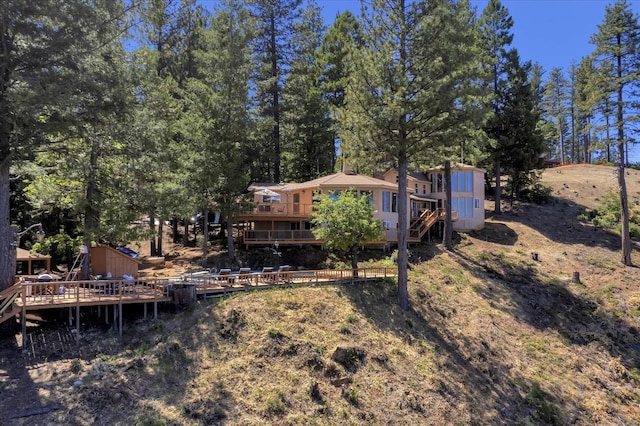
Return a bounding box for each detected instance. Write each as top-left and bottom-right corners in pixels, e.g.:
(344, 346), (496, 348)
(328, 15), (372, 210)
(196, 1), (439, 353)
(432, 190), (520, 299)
(250, 172), (399, 193)
(16, 247), (51, 261)
(379, 168), (430, 182)
(427, 162), (486, 173)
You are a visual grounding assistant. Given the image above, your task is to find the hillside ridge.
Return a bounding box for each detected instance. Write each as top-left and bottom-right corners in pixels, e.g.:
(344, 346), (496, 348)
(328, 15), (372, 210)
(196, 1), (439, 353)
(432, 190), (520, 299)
(1, 164), (639, 425)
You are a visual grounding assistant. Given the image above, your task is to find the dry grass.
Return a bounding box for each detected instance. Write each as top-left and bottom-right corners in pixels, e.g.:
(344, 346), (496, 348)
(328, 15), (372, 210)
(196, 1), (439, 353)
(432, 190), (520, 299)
(1, 164), (640, 425)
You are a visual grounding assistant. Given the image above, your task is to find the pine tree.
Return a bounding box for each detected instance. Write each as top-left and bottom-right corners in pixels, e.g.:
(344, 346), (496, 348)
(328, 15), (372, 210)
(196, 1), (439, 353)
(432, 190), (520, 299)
(188, 0), (254, 260)
(478, 0), (514, 214)
(339, 0), (485, 309)
(317, 11), (362, 171)
(590, 0), (640, 266)
(543, 67), (570, 164)
(250, 0), (302, 183)
(281, 1), (333, 182)
(0, 0), (122, 291)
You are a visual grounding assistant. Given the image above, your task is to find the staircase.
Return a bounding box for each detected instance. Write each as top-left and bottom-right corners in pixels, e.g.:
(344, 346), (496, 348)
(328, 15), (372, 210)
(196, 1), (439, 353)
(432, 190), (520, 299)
(0, 284), (22, 325)
(409, 208), (456, 240)
(66, 251), (87, 281)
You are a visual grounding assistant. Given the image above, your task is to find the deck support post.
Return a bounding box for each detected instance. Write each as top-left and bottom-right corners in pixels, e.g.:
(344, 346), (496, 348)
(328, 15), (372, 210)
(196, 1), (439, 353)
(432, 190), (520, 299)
(154, 301), (157, 320)
(97, 304), (101, 319)
(21, 306), (27, 350)
(75, 305), (80, 341)
(143, 303), (147, 319)
(68, 307), (72, 326)
(119, 303), (123, 336)
(113, 304), (117, 330)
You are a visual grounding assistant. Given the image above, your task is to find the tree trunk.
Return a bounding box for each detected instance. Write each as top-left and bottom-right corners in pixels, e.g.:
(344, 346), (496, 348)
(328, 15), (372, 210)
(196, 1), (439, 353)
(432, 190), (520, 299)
(183, 219), (188, 246)
(0, 155), (15, 292)
(397, 141), (409, 310)
(226, 208), (235, 260)
(443, 160), (453, 251)
(494, 158), (501, 214)
(149, 211), (156, 256)
(156, 218), (163, 257)
(82, 139), (100, 280)
(202, 207), (209, 267)
(172, 217), (179, 243)
(351, 245), (359, 278)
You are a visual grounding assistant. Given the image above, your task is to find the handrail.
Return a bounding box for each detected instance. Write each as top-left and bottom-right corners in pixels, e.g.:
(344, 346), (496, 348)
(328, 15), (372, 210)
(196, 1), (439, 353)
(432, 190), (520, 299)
(0, 284), (22, 320)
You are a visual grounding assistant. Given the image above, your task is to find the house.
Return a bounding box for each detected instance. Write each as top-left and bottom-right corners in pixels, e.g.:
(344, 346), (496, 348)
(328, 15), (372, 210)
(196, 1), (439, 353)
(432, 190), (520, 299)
(237, 163), (485, 248)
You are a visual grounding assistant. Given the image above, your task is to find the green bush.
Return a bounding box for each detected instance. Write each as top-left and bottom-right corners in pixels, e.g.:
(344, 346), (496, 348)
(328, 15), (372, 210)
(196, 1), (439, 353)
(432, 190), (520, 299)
(521, 182), (552, 205)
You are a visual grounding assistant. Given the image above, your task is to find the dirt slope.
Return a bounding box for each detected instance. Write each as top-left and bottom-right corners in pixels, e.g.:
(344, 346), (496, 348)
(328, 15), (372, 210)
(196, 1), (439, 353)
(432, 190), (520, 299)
(1, 164), (639, 425)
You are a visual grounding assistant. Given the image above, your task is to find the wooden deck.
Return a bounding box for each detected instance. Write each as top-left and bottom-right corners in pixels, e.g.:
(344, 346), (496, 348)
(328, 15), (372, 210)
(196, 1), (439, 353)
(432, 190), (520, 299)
(180, 267), (397, 298)
(0, 268), (396, 346)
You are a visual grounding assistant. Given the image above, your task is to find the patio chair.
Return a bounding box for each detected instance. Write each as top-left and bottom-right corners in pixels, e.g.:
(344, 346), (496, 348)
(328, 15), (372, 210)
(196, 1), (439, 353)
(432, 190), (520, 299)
(260, 267), (274, 284)
(238, 267), (252, 286)
(216, 269), (232, 287)
(277, 265), (292, 284)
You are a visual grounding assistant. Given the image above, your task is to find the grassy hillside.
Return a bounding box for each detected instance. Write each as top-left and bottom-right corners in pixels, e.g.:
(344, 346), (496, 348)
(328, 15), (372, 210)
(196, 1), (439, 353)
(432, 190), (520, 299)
(1, 164), (640, 425)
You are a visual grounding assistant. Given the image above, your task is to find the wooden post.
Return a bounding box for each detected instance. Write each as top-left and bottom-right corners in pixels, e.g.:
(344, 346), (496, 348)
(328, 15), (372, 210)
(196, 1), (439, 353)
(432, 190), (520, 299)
(143, 303), (147, 319)
(21, 306), (27, 350)
(154, 301), (157, 320)
(75, 305), (80, 341)
(113, 304), (117, 329)
(68, 307), (72, 326)
(119, 303), (123, 336)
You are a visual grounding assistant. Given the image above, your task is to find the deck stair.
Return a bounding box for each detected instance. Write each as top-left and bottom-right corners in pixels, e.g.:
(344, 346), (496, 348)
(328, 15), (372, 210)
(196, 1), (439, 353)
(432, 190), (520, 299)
(409, 209), (440, 240)
(0, 284), (22, 325)
(66, 251), (87, 281)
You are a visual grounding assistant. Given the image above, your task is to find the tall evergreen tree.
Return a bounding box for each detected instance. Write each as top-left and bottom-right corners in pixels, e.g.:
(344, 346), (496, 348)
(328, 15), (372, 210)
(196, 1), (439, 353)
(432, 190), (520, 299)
(339, 0), (485, 309)
(250, 0), (302, 183)
(0, 0), (121, 291)
(478, 0), (514, 214)
(542, 67), (569, 164)
(500, 51), (545, 199)
(187, 0), (254, 260)
(281, 1), (333, 182)
(317, 11), (362, 170)
(590, 0), (640, 266)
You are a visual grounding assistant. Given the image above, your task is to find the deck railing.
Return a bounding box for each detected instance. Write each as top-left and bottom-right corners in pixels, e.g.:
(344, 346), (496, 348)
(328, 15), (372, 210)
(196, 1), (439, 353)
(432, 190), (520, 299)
(180, 267), (396, 290)
(18, 278), (171, 306)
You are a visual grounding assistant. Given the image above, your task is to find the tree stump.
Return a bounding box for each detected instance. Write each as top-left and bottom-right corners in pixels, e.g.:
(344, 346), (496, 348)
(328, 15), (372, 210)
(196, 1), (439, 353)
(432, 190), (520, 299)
(571, 271), (581, 284)
(172, 284), (196, 307)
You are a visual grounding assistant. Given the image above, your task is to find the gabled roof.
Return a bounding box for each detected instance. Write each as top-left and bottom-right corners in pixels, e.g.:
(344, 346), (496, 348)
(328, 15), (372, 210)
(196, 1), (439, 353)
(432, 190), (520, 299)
(427, 162), (486, 173)
(249, 172), (399, 193)
(380, 168), (430, 182)
(284, 172), (398, 191)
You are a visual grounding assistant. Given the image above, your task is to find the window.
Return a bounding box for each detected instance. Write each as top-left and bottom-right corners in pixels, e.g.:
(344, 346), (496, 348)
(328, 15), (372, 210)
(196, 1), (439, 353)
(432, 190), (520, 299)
(423, 185), (427, 195)
(382, 191), (398, 212)
(328, 190), (341, 201)
(451, 171), (473, 192)
(360, 190), (373, 204)
(474, 198), (481, 209)
(383, 221), (391, 229)
(452, 197), (474, 218)
(415, 183), (418, 194)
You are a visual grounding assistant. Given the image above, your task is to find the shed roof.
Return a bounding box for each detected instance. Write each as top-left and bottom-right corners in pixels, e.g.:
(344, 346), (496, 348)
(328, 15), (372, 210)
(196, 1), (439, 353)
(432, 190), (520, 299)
(16, 247), (51, 261)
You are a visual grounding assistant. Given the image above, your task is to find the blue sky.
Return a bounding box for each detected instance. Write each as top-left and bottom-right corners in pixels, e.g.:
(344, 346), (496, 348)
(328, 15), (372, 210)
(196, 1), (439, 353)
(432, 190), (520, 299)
(320, 0), (640, 73)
